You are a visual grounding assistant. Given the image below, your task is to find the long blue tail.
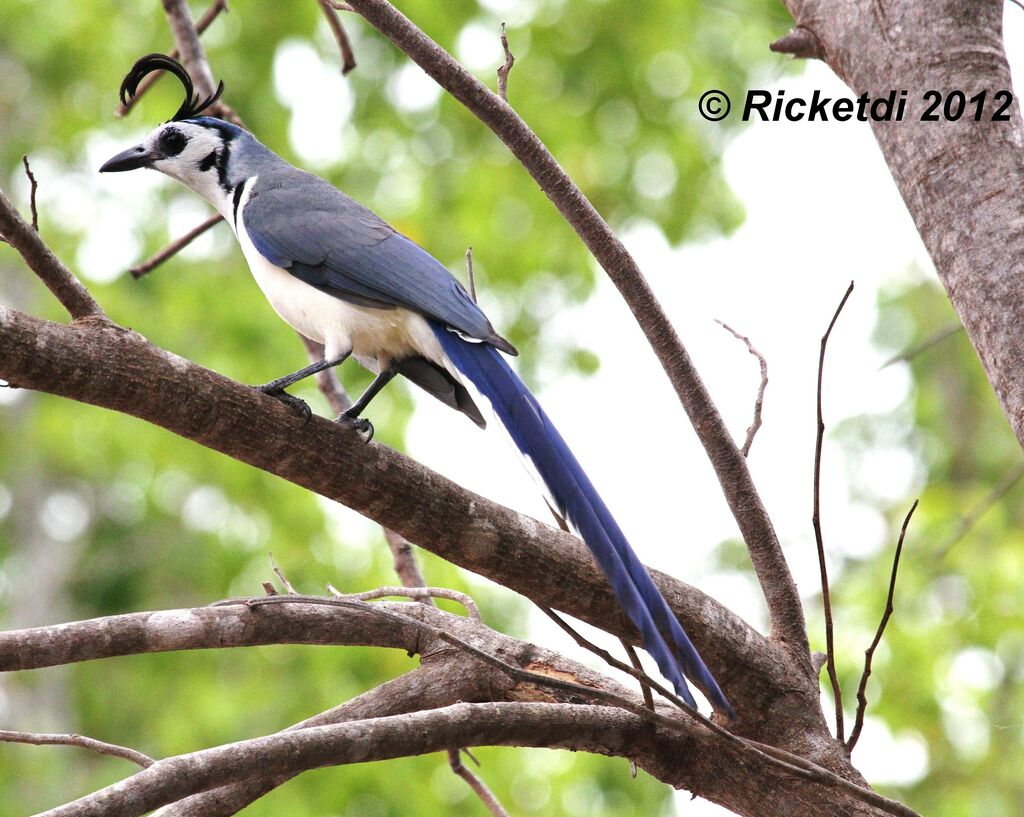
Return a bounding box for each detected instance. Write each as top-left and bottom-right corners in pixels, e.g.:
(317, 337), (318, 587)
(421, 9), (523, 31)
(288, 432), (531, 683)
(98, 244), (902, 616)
(433, 324), (732, 715)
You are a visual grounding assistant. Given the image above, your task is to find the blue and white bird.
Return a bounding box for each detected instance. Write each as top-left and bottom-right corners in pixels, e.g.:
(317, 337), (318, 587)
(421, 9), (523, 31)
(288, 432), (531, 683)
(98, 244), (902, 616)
(101, 54), (731, 716)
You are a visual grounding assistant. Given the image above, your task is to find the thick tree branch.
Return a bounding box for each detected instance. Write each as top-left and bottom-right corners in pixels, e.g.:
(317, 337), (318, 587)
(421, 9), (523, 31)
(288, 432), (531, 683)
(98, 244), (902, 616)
(37, 695), (919, 817)
(775, 0), (1024, 451)
(342, 0), (809, 656)
(160, 664), (481, 816)
(33, 704), (671, 817)
(0, 306), (796, 730)
(0, 190), (105, 321)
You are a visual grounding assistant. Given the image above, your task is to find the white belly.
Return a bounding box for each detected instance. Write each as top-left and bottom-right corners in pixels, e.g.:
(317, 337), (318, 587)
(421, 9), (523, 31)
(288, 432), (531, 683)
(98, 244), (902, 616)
(232, 188), (452, 375)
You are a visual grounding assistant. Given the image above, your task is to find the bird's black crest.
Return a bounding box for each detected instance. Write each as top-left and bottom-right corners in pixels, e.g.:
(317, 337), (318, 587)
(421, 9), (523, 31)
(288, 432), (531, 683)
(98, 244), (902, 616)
(119, 53), (225, 122)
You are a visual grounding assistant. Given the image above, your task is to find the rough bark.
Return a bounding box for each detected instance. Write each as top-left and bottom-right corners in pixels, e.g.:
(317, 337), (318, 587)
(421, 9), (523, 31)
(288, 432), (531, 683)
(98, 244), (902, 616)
(0, 306), (815, 739)
(775, 0), (1024, 446)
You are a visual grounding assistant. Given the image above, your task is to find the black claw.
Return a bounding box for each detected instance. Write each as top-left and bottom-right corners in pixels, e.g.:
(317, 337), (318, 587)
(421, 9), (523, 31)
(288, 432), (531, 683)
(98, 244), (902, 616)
(337, 413), (374, 443)
(256, 385), (311, 424)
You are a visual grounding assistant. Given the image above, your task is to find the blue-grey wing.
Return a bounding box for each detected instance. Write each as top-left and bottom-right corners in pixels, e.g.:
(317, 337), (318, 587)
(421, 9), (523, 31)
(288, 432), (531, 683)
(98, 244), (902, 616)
(242, 171), (516, 354)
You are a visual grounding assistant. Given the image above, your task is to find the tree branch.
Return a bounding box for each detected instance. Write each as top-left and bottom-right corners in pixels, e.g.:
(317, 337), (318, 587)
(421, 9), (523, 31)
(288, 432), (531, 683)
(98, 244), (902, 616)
(1, 593), (914, 816)
(115, 0), (230, 117)
(935, 461), (1024, 559)
(342, 0), (809, 656)
(496, 22), (514, 100)
(0, 730), (153, 768)
(449, 748), (511, 817)
(0, 190), (105, 321)
(715, 320), (768, 457)
(159, 664), (480, 816)
(812, 281), (854, 743)
(36, 695), (920, 817)
(319, 0), (358, 74)
(34, 704), (661, 817)
(847, 499), (917, 751)
(0, 306), (789, 726)
(21, 155), (38, 232)
(129, 214), (224, 279)
(773, 0), (1024, 452)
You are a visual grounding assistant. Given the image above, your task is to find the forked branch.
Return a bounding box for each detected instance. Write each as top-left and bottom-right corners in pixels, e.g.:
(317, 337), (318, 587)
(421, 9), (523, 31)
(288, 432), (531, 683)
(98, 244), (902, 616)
(812, 281), (854, 742)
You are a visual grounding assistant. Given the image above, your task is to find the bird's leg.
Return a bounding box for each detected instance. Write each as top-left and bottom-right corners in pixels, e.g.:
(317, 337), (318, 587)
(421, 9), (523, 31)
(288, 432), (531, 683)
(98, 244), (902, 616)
(254, 352), (350, 422)
(336, 365), (398, 442)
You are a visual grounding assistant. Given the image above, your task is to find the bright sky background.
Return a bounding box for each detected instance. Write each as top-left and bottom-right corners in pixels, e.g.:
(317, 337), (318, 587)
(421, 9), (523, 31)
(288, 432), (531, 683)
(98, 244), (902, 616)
(10, 4), (1022, 812)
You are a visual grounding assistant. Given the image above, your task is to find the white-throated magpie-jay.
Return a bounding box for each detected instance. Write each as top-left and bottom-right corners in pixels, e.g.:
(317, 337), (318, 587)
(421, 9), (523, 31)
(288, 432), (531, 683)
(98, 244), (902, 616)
(101, 54), (731, 715)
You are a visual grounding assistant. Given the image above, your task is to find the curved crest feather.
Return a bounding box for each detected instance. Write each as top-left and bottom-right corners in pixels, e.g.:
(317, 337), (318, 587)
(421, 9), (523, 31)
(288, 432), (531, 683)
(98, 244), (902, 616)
(119, 53), (225, 122)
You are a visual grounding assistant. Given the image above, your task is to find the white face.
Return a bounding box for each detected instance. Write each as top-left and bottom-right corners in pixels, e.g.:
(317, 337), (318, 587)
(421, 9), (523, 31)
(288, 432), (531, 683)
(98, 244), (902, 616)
(143, 121), (228, 203)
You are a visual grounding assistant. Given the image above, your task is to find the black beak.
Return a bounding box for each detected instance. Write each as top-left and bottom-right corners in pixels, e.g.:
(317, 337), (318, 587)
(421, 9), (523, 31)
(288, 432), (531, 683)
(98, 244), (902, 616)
(99, 144), (156, 173)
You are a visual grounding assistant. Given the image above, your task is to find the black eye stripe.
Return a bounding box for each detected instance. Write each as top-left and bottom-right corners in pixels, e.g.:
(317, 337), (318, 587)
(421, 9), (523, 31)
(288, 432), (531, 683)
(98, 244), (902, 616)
(158, 127), (189, 156)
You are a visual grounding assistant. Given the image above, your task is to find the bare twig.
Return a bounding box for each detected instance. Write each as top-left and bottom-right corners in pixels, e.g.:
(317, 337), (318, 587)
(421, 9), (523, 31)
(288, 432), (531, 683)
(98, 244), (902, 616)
(715, 320), (768, 457)
(812, 280), (854, 743)
(0, 730), (153, 768)
(497, 23), (514, 101)
(319, 0), (358, 74)
(327, 583), (480, 620)
(880, 323), (962, 369)
(847, 499), (918, 751)
(465, 245), (477, 302)
(622, 640), (655, 711)
(116, 0), (230, 117)
(324, 0), (354, 9)
(0, 188), (105, 320)
(21, 156), (38, 232)
(269, 554), (298, 594)
(935, 461), (1024, 559)
(769, 27), (825, 59)
(343, 0), (808, 658)
(449, 749), (511, 817)
(130, 214), (224, 279)
(541, 606), (691, 714)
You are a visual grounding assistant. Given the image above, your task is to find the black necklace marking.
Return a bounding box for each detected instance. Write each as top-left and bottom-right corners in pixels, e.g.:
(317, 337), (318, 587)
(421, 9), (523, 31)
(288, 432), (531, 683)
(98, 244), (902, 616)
(232, 178), (248, 226)
(198, 150), (218, 172)
(214, 141), (232, 193)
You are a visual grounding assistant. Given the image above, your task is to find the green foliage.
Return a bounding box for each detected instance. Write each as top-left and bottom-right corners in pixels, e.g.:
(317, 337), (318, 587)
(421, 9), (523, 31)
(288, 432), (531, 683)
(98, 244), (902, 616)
(0, 0), (789, 812)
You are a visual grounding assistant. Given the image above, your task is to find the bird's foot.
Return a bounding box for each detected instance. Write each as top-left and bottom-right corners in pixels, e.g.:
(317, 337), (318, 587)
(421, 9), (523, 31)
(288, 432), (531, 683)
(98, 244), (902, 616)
(254, 384), (312, 424)
(336, 411), (374, 443)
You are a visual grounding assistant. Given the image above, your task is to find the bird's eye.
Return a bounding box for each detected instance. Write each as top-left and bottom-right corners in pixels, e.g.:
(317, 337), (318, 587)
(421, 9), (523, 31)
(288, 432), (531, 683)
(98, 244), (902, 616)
(159, 128), (188, 156)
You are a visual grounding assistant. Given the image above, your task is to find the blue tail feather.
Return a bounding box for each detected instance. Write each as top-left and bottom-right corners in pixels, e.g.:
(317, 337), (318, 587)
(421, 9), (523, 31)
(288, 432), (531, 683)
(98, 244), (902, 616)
(433, 323), (732, 716)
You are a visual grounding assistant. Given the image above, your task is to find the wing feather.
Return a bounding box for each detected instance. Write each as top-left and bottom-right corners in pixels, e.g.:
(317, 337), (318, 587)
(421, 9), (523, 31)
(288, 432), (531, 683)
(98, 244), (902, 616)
(243, 171), (516, 354)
